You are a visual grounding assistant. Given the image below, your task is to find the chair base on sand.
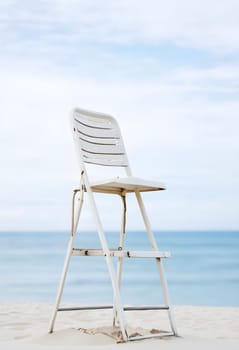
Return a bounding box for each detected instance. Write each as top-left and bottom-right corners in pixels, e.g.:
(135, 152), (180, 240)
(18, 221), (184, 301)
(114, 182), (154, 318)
(49, 188), (178, 342)
(58, 306), (175, 342)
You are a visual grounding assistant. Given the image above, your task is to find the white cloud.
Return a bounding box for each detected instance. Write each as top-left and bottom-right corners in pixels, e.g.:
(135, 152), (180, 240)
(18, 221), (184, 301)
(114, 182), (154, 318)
(1, 0), (239, 54)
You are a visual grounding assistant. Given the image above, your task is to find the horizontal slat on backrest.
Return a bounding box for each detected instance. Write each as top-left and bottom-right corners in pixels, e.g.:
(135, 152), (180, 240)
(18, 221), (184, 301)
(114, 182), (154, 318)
(83, 154), (128, 167)
(74, 119), (121, 139)
(79, 137), (125, 155)
(72, 108), (129, 167)
(77, 132), (120, 145)
(75, 110), (113, 129)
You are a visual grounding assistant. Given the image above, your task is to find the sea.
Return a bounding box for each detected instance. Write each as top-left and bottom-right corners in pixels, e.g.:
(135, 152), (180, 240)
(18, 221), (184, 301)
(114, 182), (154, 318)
(0, 230), (238, 307)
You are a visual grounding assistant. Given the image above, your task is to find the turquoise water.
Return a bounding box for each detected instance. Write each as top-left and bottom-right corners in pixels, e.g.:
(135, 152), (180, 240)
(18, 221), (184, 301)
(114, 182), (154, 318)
(0, 231), (238, 306)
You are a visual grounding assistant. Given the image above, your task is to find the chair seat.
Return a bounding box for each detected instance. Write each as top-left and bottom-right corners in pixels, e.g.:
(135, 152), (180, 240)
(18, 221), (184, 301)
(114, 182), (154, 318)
(90, 176), (166, 194)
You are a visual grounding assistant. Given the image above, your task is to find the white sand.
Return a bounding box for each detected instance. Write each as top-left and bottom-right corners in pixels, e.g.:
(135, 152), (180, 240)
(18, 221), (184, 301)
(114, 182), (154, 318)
(0, 303), (239, 350)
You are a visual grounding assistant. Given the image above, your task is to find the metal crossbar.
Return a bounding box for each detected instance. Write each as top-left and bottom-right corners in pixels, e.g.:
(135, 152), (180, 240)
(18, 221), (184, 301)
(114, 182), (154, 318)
(128, 332), (175, 341)
(71, 248), (170, 258)
(58, 305), (170, 312)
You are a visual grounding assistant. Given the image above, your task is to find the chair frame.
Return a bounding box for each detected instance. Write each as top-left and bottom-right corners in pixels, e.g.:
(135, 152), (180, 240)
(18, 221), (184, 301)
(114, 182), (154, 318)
(49, 108), (177, 342)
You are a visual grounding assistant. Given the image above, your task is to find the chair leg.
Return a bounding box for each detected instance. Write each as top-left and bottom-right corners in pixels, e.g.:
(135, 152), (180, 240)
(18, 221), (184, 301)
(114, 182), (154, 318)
(118, 194), (127, 286)
(86, 187), (128, 342)
(134, 191), (178, 336)
(113, 193), (127, 326)
(48, 189), (84, 333)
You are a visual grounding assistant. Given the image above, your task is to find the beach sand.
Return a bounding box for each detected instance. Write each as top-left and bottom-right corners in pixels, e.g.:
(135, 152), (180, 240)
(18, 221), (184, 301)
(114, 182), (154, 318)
(0, 303), (239, 349)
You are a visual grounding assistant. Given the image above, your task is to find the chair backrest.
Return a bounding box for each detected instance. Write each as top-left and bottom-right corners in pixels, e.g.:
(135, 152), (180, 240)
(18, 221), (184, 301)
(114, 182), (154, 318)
(70, 108), (129, 168)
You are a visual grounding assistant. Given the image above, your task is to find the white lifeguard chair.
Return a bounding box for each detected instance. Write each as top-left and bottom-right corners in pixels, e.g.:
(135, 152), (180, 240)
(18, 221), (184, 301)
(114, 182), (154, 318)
(49, 107), (177, 342)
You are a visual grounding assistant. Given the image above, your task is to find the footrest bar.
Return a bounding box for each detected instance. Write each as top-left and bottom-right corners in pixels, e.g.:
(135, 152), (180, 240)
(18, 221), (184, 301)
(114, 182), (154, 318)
(128, 332), (174, 341)
(72, 248), (170, 258)
(124, 305), (169, 311)
(58, 305), (169, 312)
(58, 305), (113, 311)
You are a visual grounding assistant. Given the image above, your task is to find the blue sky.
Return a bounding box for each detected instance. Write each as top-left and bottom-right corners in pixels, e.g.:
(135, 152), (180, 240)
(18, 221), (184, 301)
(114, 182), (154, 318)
(1, 0), (239, 231)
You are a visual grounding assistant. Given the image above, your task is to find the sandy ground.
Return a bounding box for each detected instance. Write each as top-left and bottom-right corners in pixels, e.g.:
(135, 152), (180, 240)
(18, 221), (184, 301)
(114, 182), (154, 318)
(0, 303), (239, 349)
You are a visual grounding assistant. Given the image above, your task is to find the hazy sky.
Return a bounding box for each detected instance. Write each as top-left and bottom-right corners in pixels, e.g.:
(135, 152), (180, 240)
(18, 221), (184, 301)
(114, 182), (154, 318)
(1, 0), (239, 231)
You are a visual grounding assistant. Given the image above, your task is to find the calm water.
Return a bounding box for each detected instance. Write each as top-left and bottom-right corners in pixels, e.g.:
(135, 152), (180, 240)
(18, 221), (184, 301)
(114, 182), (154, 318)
(0, 231), (238, 306)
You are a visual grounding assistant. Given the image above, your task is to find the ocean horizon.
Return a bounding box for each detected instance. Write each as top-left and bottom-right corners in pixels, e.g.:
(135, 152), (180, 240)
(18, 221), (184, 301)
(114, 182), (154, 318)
(1, 230), (239, 307)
